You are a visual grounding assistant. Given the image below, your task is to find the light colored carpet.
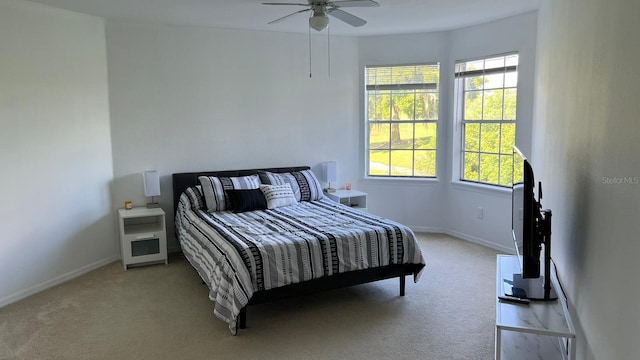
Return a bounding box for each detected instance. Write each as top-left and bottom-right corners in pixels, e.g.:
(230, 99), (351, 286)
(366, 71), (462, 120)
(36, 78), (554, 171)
(0, 233), (499, 360)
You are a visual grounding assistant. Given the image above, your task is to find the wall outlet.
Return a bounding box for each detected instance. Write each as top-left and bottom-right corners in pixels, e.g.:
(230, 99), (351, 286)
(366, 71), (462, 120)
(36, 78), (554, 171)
(477, 207), (484, 220)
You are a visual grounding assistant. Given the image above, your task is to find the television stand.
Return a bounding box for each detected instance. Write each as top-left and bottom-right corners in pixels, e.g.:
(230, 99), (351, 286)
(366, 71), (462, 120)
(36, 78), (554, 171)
(495, 255), (575, 359)
(504, 273), (558, 300)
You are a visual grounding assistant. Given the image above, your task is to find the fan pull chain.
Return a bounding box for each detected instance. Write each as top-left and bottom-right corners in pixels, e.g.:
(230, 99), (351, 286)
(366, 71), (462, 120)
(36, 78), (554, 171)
(308, 24), (312, 78)
(327, 25), (331, 77)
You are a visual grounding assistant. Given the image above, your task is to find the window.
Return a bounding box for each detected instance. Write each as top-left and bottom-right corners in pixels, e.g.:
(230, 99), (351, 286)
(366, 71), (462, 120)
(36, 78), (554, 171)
(365, 64), (440, 177)
(455, 54), (518, 187)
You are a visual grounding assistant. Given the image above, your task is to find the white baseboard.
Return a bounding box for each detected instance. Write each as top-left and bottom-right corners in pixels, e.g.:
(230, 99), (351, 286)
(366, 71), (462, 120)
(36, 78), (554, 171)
(0, 254), (119, 309)
(409, 226), (445, 233)
(444, 229), (515, 254)
(410, 226), (514, 253)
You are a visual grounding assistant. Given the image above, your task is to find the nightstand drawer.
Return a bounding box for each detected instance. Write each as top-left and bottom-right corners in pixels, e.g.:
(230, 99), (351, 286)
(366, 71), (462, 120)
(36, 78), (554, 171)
(121, 233), (167, 268)
(131, 238), (161, 257)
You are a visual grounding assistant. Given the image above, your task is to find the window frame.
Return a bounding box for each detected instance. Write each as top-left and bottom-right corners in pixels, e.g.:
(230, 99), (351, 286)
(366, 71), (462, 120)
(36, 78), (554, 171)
(454, 53), (519, 188)
(364, 63), (441, 179)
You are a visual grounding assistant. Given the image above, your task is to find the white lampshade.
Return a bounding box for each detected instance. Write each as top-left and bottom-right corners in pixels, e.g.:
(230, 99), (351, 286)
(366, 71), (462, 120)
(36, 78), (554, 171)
(322, 161), (337, 183)
(143, 170), (161, 197)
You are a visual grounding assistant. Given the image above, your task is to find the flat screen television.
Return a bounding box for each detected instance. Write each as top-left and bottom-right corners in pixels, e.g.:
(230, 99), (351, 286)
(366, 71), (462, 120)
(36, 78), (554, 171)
(507, 147), (557, 301)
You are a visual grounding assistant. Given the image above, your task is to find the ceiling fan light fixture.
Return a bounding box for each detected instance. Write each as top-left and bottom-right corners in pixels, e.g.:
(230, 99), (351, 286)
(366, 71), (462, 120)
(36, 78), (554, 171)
(309, 13), (329, 31)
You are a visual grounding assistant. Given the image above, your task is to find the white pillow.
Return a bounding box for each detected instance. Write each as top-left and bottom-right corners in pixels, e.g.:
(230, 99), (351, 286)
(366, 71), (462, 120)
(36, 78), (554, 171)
(260, 184), (297, 209)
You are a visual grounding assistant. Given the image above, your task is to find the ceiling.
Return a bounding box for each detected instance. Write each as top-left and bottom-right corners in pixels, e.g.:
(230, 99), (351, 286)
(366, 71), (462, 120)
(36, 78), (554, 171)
(27, 0), (541, 36)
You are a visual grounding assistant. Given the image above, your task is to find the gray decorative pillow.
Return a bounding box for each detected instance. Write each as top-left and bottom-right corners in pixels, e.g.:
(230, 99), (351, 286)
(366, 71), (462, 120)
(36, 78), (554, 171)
(259, 169), (323, 202)
(198, 175), (261, 212)
(260, 184), (297, 209)
(258, 171), (301, 201)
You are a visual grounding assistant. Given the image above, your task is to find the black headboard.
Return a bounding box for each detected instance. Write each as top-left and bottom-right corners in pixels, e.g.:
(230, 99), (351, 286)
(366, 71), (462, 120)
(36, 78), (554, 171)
(172, 166), (310, 213)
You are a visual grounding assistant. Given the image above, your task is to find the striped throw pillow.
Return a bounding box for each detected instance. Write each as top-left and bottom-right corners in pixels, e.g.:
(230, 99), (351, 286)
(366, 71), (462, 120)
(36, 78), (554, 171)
(183, 186), (205, 211)
(259, 169), (323, 202)
(292, 169), (323, 202)
(260, 184), (297, 209)
(198, 175), (261, 212)
(258, 171), (301, 201)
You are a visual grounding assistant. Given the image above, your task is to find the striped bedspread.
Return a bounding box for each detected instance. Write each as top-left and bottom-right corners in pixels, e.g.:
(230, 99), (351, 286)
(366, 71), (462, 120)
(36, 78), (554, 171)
(175, 187), (425, 334)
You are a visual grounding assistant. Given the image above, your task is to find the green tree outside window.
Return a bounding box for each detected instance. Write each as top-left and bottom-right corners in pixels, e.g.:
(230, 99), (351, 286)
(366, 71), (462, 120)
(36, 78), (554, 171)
(366, 64), (440, 177)
(456, 54), (519, 187)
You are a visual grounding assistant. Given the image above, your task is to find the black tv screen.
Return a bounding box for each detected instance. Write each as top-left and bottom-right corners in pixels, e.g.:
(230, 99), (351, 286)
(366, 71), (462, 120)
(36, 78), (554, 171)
(512, 147), (541, 279)
(508, 147), (556, 300)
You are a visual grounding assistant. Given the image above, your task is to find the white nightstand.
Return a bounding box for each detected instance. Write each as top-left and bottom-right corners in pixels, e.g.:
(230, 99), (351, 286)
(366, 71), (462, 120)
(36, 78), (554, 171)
(117, 207), (167, 270)
(325, 190), (368, 212)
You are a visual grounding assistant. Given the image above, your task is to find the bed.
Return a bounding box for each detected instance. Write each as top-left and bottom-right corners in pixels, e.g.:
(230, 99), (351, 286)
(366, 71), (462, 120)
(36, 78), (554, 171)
(173, 166), (426, 334)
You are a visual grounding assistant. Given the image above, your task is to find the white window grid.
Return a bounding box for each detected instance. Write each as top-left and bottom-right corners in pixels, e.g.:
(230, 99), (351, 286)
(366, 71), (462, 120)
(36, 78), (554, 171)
(365, 64), (440, 178)
(455, 54), (518, 187)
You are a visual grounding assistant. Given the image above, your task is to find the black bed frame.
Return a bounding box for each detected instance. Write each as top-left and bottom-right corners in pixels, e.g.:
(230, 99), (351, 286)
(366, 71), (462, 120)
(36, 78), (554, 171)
(172, 166), (424, 330)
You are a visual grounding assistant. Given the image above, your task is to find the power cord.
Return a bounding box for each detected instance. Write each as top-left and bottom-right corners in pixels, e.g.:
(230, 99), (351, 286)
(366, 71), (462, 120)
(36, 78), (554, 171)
(550, 257), (569, 302)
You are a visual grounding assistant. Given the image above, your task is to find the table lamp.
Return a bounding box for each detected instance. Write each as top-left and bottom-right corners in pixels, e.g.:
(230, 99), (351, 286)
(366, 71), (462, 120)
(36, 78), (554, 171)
(143, 170), (161, 208)
(322, 161), (337, 193)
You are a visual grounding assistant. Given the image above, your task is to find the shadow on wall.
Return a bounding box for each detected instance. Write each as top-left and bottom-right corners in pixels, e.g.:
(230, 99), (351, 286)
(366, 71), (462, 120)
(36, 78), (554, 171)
(566, 167), (589, 284)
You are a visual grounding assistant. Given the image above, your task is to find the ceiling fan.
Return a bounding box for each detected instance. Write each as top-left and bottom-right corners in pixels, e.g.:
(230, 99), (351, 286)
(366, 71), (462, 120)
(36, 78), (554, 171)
(262, 0), (380, 31)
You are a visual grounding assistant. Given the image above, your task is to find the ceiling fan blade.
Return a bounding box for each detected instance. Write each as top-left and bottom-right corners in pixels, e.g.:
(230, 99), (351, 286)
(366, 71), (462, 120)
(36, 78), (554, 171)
(268, 8), (311, 24)
(331, 0), (380, 7)
(327, 8), (367, 27)
(262, 2), (309, 5)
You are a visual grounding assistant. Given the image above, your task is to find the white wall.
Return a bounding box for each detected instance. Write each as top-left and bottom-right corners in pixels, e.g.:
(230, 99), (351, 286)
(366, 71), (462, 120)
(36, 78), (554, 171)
(107, 12), (538, 254)
(358, 12), (538, 249)
(445, 12), (538, 251)
(534, 0), (640, 358)
(358, 32), (449, 231)
(106, 22), (361, 250)
(0, 0), (116, 306)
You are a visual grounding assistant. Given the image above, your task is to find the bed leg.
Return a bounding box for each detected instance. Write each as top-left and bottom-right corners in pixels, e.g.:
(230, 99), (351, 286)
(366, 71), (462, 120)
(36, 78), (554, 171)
(399, 275), (406, 296)
(239, 307), (247, 329)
